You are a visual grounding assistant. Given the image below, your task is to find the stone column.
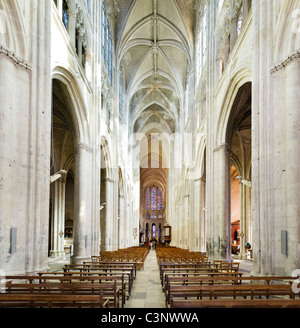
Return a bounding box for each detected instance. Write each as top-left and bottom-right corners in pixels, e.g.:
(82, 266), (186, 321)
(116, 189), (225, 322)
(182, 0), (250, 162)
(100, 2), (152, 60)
(251, 0), (273, 275)
(199, 178), (206, 253)
(72, 144), (93, 264)
(68, 0), (76, 47)
(210, 144), (231, 260)
(285, 59), (300, 273)
(230, 0), (238, 51)
(184, 195), (189, 250)
(242, 0), (250, 20)
(238, 181), (246, 259)
(50, 176), (66, 258)
(119, 195), (125, 248)
(100, 178), (114, 251)
(189, 180), (196, 251)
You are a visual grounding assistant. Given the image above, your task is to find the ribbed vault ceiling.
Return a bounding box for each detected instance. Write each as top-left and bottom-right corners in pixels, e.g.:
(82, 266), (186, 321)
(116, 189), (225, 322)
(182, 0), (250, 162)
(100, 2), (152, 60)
(114, 0), (195, 191)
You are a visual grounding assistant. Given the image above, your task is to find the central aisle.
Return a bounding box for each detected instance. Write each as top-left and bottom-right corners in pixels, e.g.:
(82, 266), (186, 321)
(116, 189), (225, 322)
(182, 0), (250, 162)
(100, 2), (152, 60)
(124, 249), (166, 308)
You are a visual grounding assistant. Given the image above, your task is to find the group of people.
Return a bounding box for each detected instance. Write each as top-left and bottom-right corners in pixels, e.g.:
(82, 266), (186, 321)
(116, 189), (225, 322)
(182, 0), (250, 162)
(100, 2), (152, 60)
(148, 238), (157, 250)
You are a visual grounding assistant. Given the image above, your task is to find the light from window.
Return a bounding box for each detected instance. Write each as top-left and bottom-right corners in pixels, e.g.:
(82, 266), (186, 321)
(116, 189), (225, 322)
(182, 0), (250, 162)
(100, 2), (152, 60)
(151, 186), (157, 210)
(62, 0), (69, 31)
(237, 7), (244, 36)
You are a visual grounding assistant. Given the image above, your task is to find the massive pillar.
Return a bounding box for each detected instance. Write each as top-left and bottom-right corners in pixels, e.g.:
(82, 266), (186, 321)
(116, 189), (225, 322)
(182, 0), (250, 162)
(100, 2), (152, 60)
(207, 144), (231, 261)
(0, 0), (51, 274)
(252, 0), (273, 275)
(284, 59), (300, 273)
(72, 144), (93, 264)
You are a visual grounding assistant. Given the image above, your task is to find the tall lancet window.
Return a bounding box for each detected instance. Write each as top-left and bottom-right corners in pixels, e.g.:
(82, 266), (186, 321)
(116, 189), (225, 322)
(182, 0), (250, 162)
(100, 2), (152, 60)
(144, 186), (164, 221)
(62, 0), (69, 31)
(151, 186), (157, 210)
(157, 188), (162, 210)
(101, 3), (113, 85)
(145, 188), (151, 210)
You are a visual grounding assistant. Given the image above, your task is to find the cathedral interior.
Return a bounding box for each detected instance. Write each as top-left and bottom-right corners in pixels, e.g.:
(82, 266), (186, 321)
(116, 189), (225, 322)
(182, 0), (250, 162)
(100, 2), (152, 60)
(0, 0), (300, 310)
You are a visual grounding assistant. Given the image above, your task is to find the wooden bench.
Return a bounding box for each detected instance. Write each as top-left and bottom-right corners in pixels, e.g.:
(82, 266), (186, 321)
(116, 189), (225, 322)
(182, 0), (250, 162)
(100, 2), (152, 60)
(4, 281), (119, 308)
(156, 246), (208, 264)
(5, 275), (126, 308)
(161, 270), (243, 289)
(0, 293), (109, 308)
(170, 297), (300, 308)
(164, 273), (244, 294)
(164, 275), (295, 291)
(64, 264), (136, 280)
(97, 247), (149, 270)
(83, 261), (137, 277)
(166, 284), (296, 307)
(38, 269), (133, 299)
(159, 263), (224, 284)
(62, 265), (134, 298)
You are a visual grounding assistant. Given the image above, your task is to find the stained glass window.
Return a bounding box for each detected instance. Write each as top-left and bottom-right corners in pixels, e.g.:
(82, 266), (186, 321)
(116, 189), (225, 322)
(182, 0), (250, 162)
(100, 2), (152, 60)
(62, 0), (69, 31)
(102, 4), (113, 85)
(237, 6), (244, 36)
(101, 4), (106, 59)
(157, 188), (162, 210)
(145, 188), (150, 210)
(152, 224), (156, 237)
(151, 186), (156, 210)
(144, 185), (164, 220)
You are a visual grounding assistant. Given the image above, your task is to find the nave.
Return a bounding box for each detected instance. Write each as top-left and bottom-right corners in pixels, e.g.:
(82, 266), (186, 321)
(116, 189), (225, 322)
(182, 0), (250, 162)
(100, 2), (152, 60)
(1, 246), (299, 309)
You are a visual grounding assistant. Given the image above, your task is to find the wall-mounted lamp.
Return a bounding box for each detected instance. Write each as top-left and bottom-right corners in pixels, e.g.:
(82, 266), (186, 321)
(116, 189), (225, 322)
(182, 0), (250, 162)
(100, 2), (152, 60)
(50, 170), (67, 184)
(235, 176), (252, 188)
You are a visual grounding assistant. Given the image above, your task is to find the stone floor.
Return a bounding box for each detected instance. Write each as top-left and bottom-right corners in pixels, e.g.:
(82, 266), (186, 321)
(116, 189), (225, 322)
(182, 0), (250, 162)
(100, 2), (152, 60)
(47, 250), (253, 309)
(124, 249), (166, 308)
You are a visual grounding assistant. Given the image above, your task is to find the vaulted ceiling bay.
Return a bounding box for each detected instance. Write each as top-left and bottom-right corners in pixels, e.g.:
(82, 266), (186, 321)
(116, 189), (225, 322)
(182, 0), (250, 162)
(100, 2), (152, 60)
(114, 0), (196, 242)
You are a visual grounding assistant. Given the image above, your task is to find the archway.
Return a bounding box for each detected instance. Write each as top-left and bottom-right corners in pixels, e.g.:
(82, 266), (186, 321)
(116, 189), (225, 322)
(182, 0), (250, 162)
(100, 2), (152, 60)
(49, 78), (76, 258)
(226, 82), (252, 260)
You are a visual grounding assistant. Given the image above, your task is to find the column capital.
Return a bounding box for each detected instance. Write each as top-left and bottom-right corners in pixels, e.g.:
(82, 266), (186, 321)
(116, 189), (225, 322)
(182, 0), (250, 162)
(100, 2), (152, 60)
(270, 49), (300, 74)
(213, 142), (233, 155)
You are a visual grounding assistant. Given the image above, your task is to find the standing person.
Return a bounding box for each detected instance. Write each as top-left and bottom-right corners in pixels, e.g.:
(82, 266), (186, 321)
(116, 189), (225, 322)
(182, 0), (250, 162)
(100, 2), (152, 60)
(148, 241), (150, 250)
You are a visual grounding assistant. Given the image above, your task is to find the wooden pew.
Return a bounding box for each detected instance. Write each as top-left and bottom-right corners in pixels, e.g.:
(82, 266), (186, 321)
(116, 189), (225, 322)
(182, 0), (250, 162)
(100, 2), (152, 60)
(97, 246), (149, 270)
(161, 269), (242, 289)
(159, 262), (220, 284)
(170, 297), (300, 308)
(62, 265), (134, 298)
(5, 275), (126, 308)
(166, 284), (296, 307)
(156, 246), (208, 264)
(164, 275), (295, 291)
(64, 264), (135, 280)
(4, 281), (119, 308)
(83, 261), (137, 277)
(164, 273), (244, 296)
(164, 275), (298, 307)
(38, 269), (133, 299)
(0, 293), (109, 308)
